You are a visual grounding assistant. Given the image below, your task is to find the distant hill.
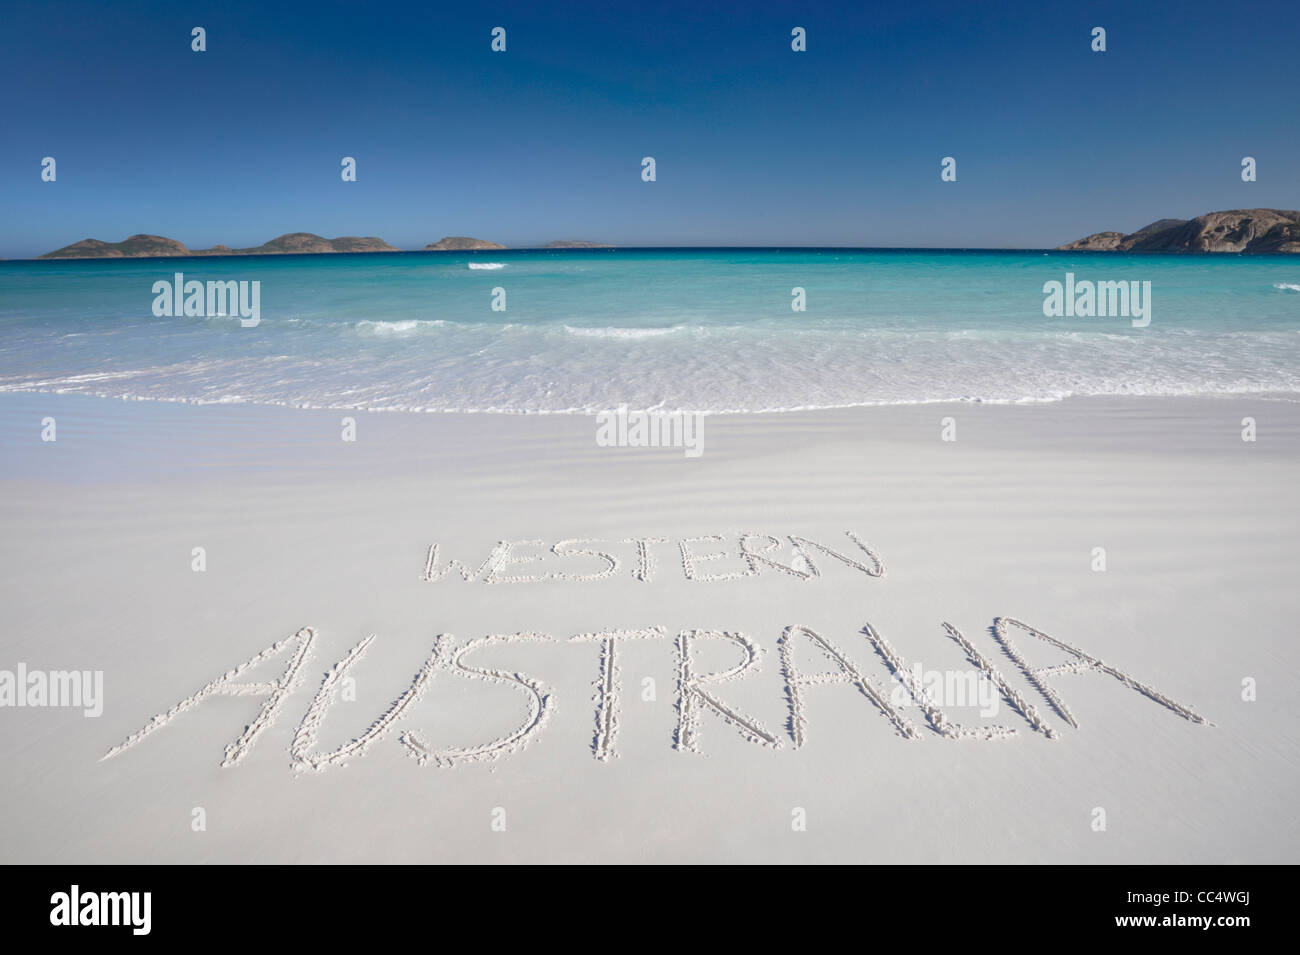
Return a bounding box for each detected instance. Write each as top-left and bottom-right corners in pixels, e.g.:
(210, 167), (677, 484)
(40, 232), (398, 259)
(239, 233), (397, 255)
(542, 240), (614, 249)
(423, 236), (506, 251)
(40, 234), (191, 259)
(1059, 209), (1300, 253)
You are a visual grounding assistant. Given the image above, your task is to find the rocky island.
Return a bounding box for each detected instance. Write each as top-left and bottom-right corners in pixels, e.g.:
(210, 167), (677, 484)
(40, 233), (399, 259)
(1059, 208), (1300, 253)
(422, 236), (507, 251)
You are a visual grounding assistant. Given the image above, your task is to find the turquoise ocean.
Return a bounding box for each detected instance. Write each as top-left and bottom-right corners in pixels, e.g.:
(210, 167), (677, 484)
(1, 249), (1297, 414)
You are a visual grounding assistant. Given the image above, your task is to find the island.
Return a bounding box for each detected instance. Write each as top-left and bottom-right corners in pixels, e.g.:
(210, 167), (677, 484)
(422, 237), (507, 251)
(39, 233), (399, 259)
(1058, 208), (1300, 253)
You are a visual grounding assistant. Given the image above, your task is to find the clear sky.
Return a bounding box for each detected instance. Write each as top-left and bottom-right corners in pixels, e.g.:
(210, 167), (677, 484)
(1, 0), (1297, 257)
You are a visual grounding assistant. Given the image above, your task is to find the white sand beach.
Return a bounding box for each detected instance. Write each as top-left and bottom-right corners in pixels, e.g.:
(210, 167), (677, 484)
(1, 393), (1296, 863)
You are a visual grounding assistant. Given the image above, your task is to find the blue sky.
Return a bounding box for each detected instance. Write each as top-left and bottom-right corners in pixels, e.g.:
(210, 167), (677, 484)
(1, 0), (1296, 257)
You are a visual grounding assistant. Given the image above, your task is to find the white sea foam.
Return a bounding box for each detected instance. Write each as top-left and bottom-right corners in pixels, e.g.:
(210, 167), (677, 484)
(468, 262), (505, 270)
(355, 319), (446, 335)
(1274, 283), (1300, 291)
(563, 324), (691, 339)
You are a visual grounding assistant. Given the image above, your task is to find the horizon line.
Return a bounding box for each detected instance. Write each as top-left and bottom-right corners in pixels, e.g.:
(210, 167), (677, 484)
(11, 245), (1296, 263)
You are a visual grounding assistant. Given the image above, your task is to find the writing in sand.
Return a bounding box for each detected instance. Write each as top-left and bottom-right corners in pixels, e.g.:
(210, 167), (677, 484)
(103, 530), (1210, 772)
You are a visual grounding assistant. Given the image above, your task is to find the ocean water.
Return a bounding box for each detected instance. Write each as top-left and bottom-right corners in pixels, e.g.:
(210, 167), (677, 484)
(1, 249), (1297, 414)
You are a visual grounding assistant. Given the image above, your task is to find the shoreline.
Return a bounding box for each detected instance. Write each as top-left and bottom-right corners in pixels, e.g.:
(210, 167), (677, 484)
(3, 385), (1297, 415)
(5, 390), (1298, 485)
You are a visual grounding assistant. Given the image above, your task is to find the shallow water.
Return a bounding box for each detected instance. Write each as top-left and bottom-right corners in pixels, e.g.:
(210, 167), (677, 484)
(2, 248), (1297, 413)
